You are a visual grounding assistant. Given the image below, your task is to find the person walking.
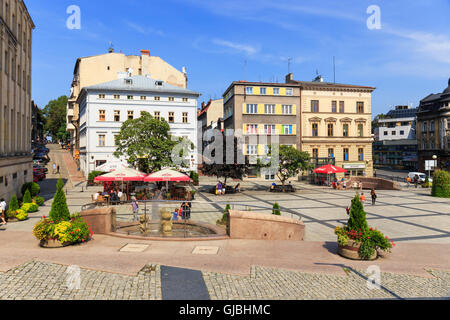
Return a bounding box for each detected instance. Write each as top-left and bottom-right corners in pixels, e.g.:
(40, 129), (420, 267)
(131, 197), (139, 221)
(52, 163), (57, 174)
(57, 165), (60, 174)
(371, 188), (377, 205)
(0, 198), (7, 225)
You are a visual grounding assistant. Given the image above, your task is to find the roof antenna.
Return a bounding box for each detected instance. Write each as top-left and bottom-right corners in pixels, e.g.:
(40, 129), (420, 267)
(287, 57), (292, 74)
(333, 56), (336, 83)
(108, 42), (114, 53)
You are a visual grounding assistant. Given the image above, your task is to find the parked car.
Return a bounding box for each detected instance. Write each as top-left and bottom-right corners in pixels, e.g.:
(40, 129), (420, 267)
(33, 165), (48, 174)
(407, 172), (433, 184)
(33, 168), (46, 181)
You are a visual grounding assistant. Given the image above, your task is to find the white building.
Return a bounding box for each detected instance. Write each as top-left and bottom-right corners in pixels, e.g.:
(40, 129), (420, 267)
(77, 75), (201, 177)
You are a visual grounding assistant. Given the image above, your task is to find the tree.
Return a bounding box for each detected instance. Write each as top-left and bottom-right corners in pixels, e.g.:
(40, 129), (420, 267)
(23, 189), (32, 204)
(43, 96), (69, 141)
(49, 178), (70, 222)
(268, 145), (311, 186)
(272, 202), (281, 216)
(431, 170), (450, 198)
(201, 133), (251, 185)
(113, 111), (192, 173)
(347, 194), (369, 232)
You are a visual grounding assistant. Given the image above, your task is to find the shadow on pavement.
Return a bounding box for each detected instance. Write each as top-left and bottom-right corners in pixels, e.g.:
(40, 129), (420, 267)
(38, 178), (68, 201)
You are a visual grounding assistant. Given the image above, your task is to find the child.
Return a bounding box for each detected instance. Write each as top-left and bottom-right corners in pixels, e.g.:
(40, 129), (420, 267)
(360, 193), (366, 204)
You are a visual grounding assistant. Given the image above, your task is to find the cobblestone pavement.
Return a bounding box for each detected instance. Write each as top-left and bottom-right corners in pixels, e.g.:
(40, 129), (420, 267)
(0, 261), (448, 300)
(0, 261), (161, 300)
(203, 266), (450, 300)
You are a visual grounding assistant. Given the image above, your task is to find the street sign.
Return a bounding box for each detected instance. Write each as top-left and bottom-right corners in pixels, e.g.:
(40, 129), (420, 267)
(425, 160), (437, 171)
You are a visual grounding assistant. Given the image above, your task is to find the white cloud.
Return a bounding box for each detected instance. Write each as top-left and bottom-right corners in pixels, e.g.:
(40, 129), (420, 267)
(126, 21), (165, 37)
(212, 39), (259, 56)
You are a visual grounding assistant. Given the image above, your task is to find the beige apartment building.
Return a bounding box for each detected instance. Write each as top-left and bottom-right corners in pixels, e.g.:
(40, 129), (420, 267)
(67, 49), (188, 158)
(0, 0), (34, 202)
(222, 81), (301, 179)
(286, 74), (376, 177)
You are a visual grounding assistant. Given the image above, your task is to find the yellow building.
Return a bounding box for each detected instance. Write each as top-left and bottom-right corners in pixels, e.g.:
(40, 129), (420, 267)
(67, 49), (188, 156)
(286, 73), (375, 177)
(0, 0), (35, 202)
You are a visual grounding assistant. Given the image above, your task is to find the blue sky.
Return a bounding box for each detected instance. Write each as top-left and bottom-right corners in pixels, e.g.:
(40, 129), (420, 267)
(28, 0), (450, 117)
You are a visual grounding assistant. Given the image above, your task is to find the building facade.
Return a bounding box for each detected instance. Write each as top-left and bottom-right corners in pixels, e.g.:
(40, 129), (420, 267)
(67, 49), (188, 159)
(0, 0), (34, 202)
(77, 75), (200, 178)
(286, 74), (375, 178)
(222, 81), (301, 180)
(197, 98), (224, 161)
(373, 105), (418, 170)
(416, 78), (450, 172)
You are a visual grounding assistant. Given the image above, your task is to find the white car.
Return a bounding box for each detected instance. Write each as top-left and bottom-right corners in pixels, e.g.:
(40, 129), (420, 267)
(407, 172), (432, 183)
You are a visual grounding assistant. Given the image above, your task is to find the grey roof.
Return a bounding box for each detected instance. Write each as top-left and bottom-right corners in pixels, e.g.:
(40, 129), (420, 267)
(84, 75), (201, 96)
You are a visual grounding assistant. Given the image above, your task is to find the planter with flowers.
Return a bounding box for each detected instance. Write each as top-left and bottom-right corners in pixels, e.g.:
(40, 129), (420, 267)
(32, 178), (93, 248)
(335, 194), (395, 260)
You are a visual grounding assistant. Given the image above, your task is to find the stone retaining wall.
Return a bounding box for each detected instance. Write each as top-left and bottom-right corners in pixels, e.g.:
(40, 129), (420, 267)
(81, 207), (116, 234)
(348, 177), (401, 190)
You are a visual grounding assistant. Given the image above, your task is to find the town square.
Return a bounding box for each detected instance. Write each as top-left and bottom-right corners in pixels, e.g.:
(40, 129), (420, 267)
(0, 0), (449, 307)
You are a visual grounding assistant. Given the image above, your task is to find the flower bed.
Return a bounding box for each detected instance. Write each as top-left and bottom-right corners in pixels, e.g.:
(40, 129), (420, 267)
(33, 213), (93, 248)
(335, 194), (394, 260)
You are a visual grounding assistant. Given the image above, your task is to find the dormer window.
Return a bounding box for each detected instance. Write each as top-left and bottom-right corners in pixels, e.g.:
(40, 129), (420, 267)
(156, 81), (163, 86)
(125, 79), (133, 85)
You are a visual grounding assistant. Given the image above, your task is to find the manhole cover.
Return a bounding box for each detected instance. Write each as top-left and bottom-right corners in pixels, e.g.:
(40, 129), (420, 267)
(192, 246), (219, 255)
(119, 244), (150, 252)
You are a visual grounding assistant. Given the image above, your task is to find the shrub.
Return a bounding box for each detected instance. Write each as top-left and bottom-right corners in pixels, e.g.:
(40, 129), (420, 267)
(15, 209), (28, 221)
(22, 189), (32, 204)
(88, 171), (104, 182)
(272, 202), (281, 215)
(53, 221), (73, 244)
(7, 194), (20, 213)
(217, 204), (231, 226)
(190, 171), (199, 185)
(21, 203), (39, 213)
(49, 179), (70, 222)
(33, 215), (92, 245)
(431, 170), (450, 198)
(33, 196), (45, 206)
(22, 182), (40, 197)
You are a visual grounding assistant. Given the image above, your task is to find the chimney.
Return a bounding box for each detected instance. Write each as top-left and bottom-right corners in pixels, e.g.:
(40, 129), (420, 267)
(140, 49), (150, 56)
(285, 73), (293, 83)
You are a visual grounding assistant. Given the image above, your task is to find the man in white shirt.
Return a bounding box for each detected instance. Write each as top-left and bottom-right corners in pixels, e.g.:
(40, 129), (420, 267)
(0, 199), (7, 225)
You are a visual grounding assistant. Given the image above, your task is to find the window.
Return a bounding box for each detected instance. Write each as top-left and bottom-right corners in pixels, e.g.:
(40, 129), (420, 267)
(13, 172), (17, 180)
(312, 123), (318, 137)
(125, 79), (133, 85)
(392, 131), (396, 136)
(430, 121), (435, 132)
(182, 98), (188, 102)
(339, 101), (345, 113)
(328, 148), (334, 158)
(182, 112), (188, 123)
(343, 148), (349, 161)
(273, 88), (280, 95)
(98, 94), (106, 99)
(246, 124), (258, 134)
(422, 122), (427, 132)
(98, 135), (106, 147)
(265, 104), (275, 114)
(260, 87), (266, 95)
(358, 124), (364, 137)
(282, 105), (293, 115)
(127, 111), (134, 120)
(96, 160), (107, 168)
(282, 125), (293, 135)
(24, 170), (28, 176)
(332, 101), (337, 113)
(154, 111), (160, 120)
(114, 95), (120, 99)
(140, 96), (146, 100)
(264, 145), (271, 155)
(247, 145), (258, 155)
(312, 148), (319, 159)
(114, 110), (120, 122)
(246, 87), (253, 95)
(311, 100), (319, 112)
(286, 88), (293, 96)
(357, 102), (364, 113)
(154, 96), (160, 101)
(264, 125), (276, 134)
(169, 97), (175, 102)
(99, 110), (106, 121)
(127, 95), (133, 100)
(168, 112), (175, 123)
(343, 124), (349, 137)
(327, 123), (334, 137)
(246, 104), (258, 114)
(358, 148), (364, 161)
(384, 131), (388, 136)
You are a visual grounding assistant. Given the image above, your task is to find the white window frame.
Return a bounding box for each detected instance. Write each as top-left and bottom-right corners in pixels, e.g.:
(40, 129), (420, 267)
(246, 104), (258, 114)
(286, 88), (293, 96)
(273, 88), (280, 95)
(282, 105), (293, 115)
(265, 104), (275, 114)
(246, 87), (253, 95)
(247, 145), (258, 155)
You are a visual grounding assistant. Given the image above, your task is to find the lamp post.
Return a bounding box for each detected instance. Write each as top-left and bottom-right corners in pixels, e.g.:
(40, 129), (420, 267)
(430, 155), (437, 179)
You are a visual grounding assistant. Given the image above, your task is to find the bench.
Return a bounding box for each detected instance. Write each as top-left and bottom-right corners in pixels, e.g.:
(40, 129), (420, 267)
(270, 184), (295, 193)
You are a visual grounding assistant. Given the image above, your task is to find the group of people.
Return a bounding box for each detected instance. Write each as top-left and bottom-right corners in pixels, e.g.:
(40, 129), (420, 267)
(215, 182), (240, 195)
(93, 188), (124, 204)
(332, 178), (347, 190)
(52, 163), (60, 175)
(172, 201), (192, 221)
(345, 189), (378, 214)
